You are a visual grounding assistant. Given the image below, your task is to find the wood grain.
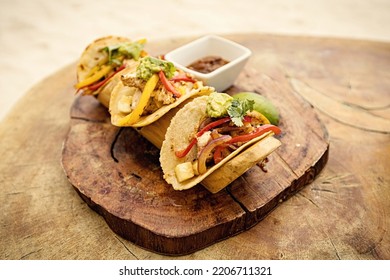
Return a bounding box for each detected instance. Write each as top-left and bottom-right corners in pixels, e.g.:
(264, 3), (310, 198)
(1, 34), (389, 259)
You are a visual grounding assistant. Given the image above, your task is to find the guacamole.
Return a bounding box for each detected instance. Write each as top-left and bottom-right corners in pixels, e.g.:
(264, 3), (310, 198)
(206, 92), (233, 118)
(102, 41), (145, 65)
(136, 56), (176, 81)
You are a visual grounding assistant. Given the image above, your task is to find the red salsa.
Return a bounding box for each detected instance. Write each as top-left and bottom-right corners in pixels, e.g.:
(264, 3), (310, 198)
(187, 56), (229, 74)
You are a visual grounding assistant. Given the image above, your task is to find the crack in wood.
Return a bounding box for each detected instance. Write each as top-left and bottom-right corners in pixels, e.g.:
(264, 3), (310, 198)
(296, 192), (320, 209)
(70, 116), (106, 123)
(328, 238), (342, 260)
(344, 100), (390, 111)
(110, 128), (124, 163)
(310, 187), (336, 194)
(345, 80), (390, 111)
(20, 249), (43, 260)
(114, 236), (139, 260)
(225, 185), (249, 213)
(288, 77), (390, 134)
(130, 172), (142, 180)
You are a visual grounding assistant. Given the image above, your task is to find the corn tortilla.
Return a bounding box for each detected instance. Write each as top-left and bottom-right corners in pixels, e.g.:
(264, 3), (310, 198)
(160, 95), (275, 191)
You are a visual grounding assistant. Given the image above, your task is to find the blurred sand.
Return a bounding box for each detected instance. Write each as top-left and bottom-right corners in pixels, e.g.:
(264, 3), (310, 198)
(1, 0), (389, 121)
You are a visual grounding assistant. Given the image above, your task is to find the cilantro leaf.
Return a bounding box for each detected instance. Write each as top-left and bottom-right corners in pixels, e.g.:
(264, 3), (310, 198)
(227, 99), (254, 126)
(102, 45), (120, 65)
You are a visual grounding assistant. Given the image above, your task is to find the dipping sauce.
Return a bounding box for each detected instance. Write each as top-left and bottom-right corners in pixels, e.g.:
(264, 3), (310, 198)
(187, 56), (229, 74)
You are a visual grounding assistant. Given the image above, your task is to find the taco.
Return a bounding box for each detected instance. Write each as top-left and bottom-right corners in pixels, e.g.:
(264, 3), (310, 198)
(109, 56), (215, 127)
(74, 36), (147, 107)
(160, 92), (282, 191)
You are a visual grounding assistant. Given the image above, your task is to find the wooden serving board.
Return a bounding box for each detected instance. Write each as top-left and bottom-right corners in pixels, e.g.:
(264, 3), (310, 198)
(2, 34), (389, 260)
(61, 67), (329, 255)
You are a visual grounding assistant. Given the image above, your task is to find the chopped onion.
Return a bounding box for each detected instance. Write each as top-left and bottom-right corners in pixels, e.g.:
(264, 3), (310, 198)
(197, 135), (232, 174)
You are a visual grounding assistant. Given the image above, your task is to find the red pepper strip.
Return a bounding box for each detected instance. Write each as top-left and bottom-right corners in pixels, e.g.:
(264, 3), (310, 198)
(174, 138), (197, 158)
(158, 70), (181, 98)
(213, 145), (228, 164)
(175, 117), (231, 158)
(243, 116), (252, 123)
(227, 124), (281, 145)
(170, 74), (196, 83)
(197, 117), (231, 137)
(80, 65), (126, 92)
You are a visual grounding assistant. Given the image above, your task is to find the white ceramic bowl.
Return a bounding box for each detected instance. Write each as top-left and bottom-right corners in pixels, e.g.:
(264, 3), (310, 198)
(165, 35), (252, 92)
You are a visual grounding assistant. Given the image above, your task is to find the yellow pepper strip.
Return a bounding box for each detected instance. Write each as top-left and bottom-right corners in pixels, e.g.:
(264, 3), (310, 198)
(75, 64), (112, 89)
(136, 38), (148, 57)
(117, 74), (159, 126)
(85, 65), (100, 78)
(140, 50), (148, 57)
(80, 56), (110, 82)
(256, 112), (270, 125)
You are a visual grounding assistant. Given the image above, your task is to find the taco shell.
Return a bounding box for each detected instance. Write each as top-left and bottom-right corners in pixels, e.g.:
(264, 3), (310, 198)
(76, 36), (141, 106)
(76, 36), (131, 83)
(96, 61), (139, 108)
(201, 135), (281, 193)
(160, 95), (281, 191)
(109, 79), (215, 128)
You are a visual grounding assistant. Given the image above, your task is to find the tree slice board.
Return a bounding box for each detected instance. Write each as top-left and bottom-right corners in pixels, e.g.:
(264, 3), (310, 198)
(61, 68), (329, 255)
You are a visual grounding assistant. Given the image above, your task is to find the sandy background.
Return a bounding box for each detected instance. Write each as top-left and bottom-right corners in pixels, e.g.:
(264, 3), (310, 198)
(1, 0), (389, 121)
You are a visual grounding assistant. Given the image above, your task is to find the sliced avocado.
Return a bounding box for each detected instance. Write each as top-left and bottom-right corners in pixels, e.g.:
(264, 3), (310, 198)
(232, 92), (280, 125)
